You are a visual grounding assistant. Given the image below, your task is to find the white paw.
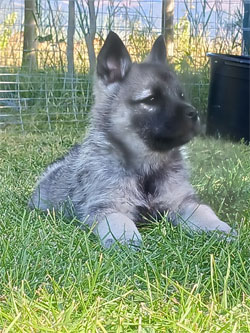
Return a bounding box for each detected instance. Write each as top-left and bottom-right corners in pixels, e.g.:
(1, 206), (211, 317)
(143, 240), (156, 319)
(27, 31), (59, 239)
(95, 212), (142, 249)
(186, 218), (237, 240)
(207, 219), (232, 233)
(181, 204), (237, 237)
(210, 220), (237, 237)
(103, 236), (142, 249)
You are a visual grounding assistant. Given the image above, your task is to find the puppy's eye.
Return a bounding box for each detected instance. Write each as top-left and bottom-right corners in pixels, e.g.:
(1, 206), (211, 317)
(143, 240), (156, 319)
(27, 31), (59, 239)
(180, 92), (185, 99)
(141, 95), (157, 105)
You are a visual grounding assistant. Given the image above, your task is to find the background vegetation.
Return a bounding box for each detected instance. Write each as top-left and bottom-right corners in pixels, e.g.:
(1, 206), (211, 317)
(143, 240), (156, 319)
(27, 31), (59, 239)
(0, 0), (244, 130)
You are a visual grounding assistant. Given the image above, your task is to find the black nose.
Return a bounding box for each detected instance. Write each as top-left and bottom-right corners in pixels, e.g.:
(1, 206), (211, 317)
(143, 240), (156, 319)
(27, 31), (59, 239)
(185, 106), (198, 120)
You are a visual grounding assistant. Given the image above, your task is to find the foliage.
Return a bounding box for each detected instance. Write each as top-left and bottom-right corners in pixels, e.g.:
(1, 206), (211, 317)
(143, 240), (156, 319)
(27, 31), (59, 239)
(0, 2), (245, 128)
(128, 28), (156, 62)
(173, 14), (242, 73)
(170, 7), (242, 119)
(0, 12), (17, 50)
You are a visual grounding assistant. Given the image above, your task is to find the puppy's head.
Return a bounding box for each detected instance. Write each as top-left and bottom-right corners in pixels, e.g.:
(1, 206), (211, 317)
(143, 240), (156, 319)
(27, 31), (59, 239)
(96, 31), (200, 152)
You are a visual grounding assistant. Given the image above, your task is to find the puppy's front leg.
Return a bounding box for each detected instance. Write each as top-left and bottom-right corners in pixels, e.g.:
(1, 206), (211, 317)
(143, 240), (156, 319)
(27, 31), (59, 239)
(179, 202), (234, 234)
(94, 213), (142, 248)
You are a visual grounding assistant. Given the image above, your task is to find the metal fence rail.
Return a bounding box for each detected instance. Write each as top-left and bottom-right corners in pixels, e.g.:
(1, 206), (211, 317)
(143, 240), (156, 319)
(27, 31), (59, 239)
(0, 70), (92, 131)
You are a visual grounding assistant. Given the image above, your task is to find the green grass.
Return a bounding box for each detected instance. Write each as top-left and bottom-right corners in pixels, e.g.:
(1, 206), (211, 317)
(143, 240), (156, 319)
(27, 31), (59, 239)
(0, 130), (249, 332)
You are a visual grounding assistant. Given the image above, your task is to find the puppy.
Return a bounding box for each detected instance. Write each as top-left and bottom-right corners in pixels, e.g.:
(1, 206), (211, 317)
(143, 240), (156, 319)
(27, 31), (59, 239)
(29, 32), (234, 247)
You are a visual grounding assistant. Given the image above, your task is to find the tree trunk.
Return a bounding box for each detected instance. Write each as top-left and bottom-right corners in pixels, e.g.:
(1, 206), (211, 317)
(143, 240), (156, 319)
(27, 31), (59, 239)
(85, 0), (96, 73)
(243, 0), (250, 55)
(22, 0), (37, 71)
(67, 0), (76, 77)
(161, 0), (174, 58)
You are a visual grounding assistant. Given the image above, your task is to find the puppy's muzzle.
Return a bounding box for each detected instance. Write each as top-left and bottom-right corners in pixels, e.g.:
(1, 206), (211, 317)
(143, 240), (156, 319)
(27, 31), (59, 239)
(185, 106), (198, 121)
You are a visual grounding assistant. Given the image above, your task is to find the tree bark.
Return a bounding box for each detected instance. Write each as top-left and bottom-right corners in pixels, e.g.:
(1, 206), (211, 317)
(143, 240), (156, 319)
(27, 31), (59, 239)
(67, 0), (76, 77)
(85, 0), (96, 73)
(22, 0), (37, 71)
(76, 0), (97, 73)
(162, 0), (174, 58)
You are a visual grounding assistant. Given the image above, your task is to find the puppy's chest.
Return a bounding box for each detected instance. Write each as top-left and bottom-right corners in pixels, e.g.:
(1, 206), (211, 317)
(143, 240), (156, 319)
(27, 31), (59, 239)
(138, 173), (158, 197)
(134, 172), (168, 224)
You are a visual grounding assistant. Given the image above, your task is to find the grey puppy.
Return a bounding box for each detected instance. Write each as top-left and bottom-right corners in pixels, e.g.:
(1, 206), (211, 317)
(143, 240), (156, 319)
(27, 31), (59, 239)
(29, 32), (234, 248)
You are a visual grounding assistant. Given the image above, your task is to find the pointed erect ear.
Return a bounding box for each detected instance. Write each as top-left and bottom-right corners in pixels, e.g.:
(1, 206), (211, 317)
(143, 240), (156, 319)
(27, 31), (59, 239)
(96, 31), (132, 84)
(145, 35), (166, 64)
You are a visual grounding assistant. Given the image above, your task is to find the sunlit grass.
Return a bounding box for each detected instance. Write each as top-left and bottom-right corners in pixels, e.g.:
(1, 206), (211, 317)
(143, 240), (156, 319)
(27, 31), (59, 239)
(0, 130), (249, 332)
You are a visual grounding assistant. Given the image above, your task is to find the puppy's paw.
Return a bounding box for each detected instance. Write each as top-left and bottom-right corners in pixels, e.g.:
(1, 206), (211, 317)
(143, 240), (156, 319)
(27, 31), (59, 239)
(103, 236), (142, 249)
(181, 204), (237, 239)
(211, 220), (238, 240)
(194, 219), (238, 241)
(209, 219), (233, 233)
(95, 212), (142, 249)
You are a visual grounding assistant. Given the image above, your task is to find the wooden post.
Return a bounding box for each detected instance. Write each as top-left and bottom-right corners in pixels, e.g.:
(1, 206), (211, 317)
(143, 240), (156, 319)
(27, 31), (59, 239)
(161, 0), (174, 58)
(22, 0), (37, 71)
(85, 0), (96, 73)
(67, 0), (75, 77)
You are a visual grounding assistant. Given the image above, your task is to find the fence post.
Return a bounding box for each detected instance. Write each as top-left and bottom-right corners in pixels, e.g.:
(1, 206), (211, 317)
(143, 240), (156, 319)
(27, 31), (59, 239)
(161, 0), (174, 58)
(22, 0), (37, 71)
(67, 0), (75, 77)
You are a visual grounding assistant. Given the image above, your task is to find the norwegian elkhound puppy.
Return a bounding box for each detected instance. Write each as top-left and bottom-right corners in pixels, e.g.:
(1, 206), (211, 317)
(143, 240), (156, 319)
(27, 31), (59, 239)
(29, 31), (235, 248)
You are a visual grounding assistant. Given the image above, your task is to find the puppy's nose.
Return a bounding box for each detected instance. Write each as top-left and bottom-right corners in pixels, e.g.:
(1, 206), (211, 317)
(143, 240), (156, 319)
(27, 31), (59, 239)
(185, 106), (198, 120)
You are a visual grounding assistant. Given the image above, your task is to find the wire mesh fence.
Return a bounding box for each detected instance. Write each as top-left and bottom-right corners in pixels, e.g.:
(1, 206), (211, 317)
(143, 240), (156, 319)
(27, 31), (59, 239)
(0, 0), (244, 131)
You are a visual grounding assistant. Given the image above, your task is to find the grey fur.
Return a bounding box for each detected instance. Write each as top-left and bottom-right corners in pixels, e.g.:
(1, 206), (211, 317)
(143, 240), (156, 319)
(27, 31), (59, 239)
(29, 32), (234, 247)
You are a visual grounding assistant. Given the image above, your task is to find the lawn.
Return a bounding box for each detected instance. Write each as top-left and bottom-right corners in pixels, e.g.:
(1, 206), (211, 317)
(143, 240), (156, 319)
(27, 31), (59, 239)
(0, 130), (249, 332)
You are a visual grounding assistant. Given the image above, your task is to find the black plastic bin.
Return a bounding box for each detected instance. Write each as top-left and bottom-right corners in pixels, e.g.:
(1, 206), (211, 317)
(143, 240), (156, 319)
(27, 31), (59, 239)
(206, 53), (250, 143)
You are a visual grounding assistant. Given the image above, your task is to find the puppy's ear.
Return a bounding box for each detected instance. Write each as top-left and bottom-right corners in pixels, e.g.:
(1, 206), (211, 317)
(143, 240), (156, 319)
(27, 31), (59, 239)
(145, 35), (166, 64)
(97, 31), (132, 84)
